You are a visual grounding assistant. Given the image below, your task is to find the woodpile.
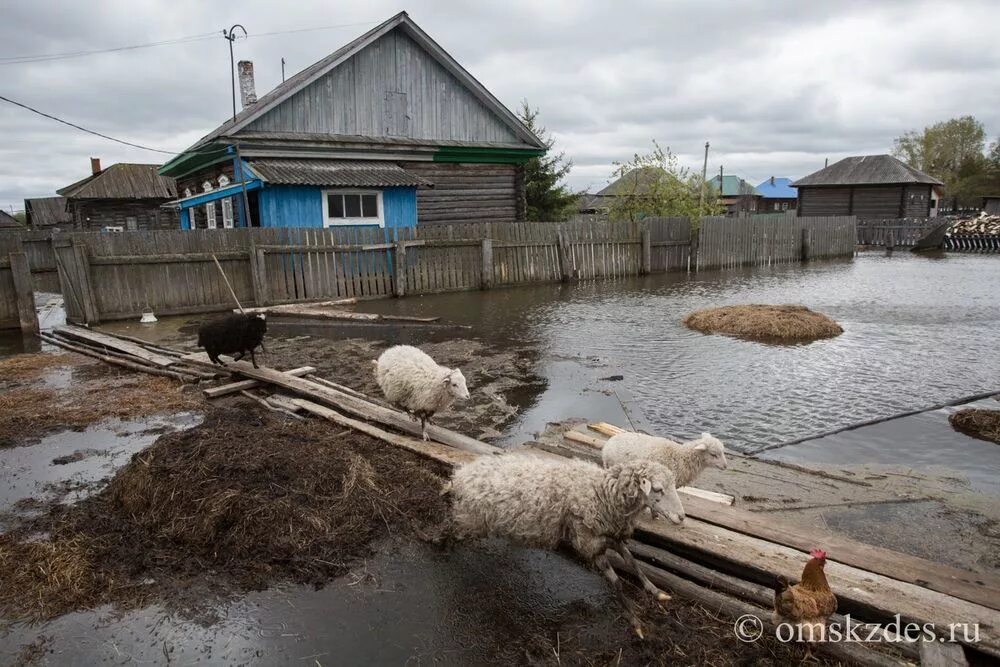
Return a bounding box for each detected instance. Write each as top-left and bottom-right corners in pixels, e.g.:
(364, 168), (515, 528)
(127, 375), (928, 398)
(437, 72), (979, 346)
(948, 212), (1000, 235)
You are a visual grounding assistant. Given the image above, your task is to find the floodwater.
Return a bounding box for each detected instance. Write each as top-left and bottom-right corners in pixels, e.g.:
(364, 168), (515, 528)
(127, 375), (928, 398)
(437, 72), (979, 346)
(359, 253), (1000, 458)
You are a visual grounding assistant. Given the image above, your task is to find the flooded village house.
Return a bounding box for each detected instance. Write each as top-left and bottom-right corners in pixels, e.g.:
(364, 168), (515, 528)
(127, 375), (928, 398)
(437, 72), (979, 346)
(23, 196), (72, 231)
(56, 159), (179, 231)
(792, 154), (944, 218)
(159, 12), (546, 230)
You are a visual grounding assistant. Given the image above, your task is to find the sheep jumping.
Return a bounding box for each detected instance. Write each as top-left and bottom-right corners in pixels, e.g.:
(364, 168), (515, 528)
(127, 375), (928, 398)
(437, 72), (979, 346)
(602, 432), (728, 519)
(197, 312), (267, 369)
(449, 453), (684, 636)
(373, 345), (469, 441)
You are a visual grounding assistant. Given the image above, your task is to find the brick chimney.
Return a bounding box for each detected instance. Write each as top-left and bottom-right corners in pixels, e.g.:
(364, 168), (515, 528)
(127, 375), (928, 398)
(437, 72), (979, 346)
(238, 61), (257, 108)
(770, 176), (775, 186)
(90, 157), (102, 175)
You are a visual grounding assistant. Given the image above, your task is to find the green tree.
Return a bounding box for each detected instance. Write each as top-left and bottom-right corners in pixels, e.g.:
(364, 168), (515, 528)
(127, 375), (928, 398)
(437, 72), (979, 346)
(892, 116), (989, 205)
(13, 210), (26, 223)
(517, 101), (577, 221)
(606, 140), (720, 224)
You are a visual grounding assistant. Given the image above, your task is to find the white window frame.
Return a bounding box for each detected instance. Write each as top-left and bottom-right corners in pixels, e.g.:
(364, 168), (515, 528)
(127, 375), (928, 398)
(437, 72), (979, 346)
(221, 197), (235, 228)
(206, 202), (217, 229)
(218, 174), (231, 187)
(321, 189), (384, 227)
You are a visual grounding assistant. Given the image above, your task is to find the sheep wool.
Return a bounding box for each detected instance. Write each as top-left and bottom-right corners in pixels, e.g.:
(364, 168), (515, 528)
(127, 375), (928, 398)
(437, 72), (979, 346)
(601, 431), (728, 488)
(450, 454), (683, 560)
(373, 345), (469, 440)
(197, 313), (267, 368)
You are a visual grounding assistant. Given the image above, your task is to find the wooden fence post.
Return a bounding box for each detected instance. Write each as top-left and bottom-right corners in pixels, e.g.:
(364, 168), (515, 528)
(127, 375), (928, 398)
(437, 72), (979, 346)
(247, 241), (265, 306)
(689, 223), (700, 272)
(72, 241), (100, 325)
(640, 227), (651, 275)
(9, 252), (39, 334)
(800, 227), (811, 262)
(395, 237), (408, 297)
(480, 238), (493, 290)
(557, 231), (573, 282)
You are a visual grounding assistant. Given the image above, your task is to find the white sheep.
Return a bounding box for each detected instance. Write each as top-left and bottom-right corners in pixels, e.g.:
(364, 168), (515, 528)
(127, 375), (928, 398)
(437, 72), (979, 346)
(373, 345), (470, 441)
(602, 432), (728, 496)
(449, 453), (685, 636)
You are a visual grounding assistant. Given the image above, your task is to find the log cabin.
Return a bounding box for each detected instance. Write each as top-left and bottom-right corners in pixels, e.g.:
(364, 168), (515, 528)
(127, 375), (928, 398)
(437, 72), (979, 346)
(57, 159), (179, 231)
(159, 12), (545, 231)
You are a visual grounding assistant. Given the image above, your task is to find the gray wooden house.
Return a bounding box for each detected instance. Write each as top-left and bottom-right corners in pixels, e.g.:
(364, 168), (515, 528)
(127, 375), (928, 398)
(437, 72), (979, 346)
(792, 155), (943, 218)
(57, 159), (179, 231)
(24, 196), (72, 230)
(0, 209), (23, 232)
(159, 12), (545, 230)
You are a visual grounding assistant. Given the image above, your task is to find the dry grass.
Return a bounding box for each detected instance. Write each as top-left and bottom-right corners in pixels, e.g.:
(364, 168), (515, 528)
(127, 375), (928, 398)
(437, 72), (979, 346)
(682, 304), (843, 343)
(949, 408), (1000, 444)
(0, 371), (200, 447)
(0, 352), (79, 382)
(0, 405), (449, 621)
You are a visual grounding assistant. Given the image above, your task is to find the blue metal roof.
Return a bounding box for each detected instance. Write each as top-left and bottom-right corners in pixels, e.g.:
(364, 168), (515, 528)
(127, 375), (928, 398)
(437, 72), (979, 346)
(755, 177), (797, 199)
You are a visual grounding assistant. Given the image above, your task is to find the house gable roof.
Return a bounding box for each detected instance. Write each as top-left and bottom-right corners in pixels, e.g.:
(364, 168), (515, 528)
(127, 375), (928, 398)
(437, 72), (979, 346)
(792, 155), (944, 187)
(58, 163), (177, 200)
(0, 209), (22, 229)
(183, 12), (544, 154)
(708, 175), (761, 197)
(755, 177), (797, 199)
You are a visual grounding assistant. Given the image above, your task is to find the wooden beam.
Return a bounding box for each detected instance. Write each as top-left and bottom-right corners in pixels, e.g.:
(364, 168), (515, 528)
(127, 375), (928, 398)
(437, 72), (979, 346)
(563, 430), (606, 449)
(203, 366), (316, 398)
(678, 487), (734, 505)
(588, 422), (626, 437)
(290, 398), (477, 467)
(394, 237), (406, 297)
(180, 352), (500, 456)
(9, 252), (39, 334)
(919, 640), (969, 667)
(72, 241), (99, 325)
(675, 493), (1000, 613)
(240, 298), (357, 314)
(635, 517), (1000, 657)
(39, 333), (198, 383)
(54, 325), (177, 367)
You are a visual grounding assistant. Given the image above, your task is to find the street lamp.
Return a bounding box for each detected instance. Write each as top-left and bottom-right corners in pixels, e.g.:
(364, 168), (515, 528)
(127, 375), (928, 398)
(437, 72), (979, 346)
(224, 24), (247, 122)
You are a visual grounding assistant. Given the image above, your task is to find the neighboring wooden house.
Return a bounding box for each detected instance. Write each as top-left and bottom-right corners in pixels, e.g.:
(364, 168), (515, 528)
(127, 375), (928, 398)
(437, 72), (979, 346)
(792, 155), (943, 218)
(707, 175), (762, 215)
(57, 159), (179, 231)
(159, 12), (545, 230)
(24, 196), (72, 230)
(577, 167), (670, 216)
(983, 195), (1000, 215)
(755, 177), (797, 213)
(0, 209), (24, 232)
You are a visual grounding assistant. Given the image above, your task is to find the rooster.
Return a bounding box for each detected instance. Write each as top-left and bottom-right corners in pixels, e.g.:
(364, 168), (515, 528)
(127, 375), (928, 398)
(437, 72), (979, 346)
(773, 548), (837, 660)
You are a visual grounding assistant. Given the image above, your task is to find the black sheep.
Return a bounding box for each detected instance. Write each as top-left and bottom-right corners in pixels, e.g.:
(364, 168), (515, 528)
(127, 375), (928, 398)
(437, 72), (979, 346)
(197, 313), (267, 368)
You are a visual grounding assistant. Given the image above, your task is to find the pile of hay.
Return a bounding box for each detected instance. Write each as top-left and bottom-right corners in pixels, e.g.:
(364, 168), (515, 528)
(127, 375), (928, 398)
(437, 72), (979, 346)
(949, 408), (1000, 445)
(682, 304), (843, 343)
(0, 405), (449, 620)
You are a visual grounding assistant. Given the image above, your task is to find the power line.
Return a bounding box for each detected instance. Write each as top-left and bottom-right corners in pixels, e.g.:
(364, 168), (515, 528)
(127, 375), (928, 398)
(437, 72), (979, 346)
(0, 31), (222, 66)
(252, 21), (377, 38)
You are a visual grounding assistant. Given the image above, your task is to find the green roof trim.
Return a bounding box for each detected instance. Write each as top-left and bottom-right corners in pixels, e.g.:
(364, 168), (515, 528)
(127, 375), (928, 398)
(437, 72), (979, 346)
(433, 146), (544, 164)
(159, 144), (233, 178)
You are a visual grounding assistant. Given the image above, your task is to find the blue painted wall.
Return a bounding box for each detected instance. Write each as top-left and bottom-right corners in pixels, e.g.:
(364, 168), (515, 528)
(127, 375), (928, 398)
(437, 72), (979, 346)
(258, 185), (417, 228)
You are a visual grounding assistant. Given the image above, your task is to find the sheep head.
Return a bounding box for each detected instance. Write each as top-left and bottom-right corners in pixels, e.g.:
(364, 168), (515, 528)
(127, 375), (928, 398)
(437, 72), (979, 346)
(615, 462), (685, 525)
(442, 368), (470, 400)
(692, 433), (728, 471)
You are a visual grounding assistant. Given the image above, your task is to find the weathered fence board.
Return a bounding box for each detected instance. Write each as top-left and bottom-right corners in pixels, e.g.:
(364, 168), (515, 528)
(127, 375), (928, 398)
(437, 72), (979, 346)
(856, 218), (938, 248)
(696, 215), (855, 270)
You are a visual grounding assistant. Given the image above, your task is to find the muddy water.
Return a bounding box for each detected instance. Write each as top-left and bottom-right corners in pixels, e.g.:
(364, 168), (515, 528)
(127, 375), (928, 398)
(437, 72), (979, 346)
(359, 253), (1000, 455)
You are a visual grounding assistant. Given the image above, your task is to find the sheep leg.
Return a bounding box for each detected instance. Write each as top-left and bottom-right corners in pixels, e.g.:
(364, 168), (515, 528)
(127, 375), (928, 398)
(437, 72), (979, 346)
(615, 543), (671, 602)
(595, 551), (645, 639)
(250, 348), (259, 369)
(209, 353), (226, 367)
(232, 351), (246, 362)
(420, 415), (429, 441)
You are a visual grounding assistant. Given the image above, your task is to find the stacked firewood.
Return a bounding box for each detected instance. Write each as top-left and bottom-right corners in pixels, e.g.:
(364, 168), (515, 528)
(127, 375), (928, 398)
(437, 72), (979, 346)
(948, 212), (1000, 235)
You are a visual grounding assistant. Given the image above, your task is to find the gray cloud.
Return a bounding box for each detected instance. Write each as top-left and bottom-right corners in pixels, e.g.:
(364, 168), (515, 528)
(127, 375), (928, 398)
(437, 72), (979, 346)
(2, 0), (999, 211)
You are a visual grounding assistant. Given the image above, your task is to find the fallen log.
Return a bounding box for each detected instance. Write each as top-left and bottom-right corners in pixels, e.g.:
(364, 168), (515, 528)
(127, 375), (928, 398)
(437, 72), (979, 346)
(606, 552), (912, 667)
(40, 332), (199, 383)
(205, 366), (316, 398)
(290, 398), (477, 467)
(255, 306), (441, 324)
(180, 353), (500, 456)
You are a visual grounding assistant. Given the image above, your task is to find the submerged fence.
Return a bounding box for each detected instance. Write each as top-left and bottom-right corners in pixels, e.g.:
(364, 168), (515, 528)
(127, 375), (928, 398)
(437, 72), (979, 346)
(2, 215), (856, 329)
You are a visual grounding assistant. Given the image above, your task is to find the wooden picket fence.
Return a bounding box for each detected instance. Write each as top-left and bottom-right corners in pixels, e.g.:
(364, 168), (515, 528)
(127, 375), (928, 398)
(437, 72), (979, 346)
(0, 235), (40, 333)
(855, 218), (940, 248)
(945, 234), (1000, 253)
(2, 215), (857, 328)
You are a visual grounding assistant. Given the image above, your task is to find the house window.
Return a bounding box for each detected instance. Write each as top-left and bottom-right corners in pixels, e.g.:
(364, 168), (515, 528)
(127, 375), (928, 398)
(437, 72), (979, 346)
(126, 216), (138, 231)
(221, 197), (235, 228)
(218, 174), (231, 187)
(773, 202), (780, 211)
(206, 202), (217, 229)
(781, 202), (789, 211)
(322, 190), (384, 227)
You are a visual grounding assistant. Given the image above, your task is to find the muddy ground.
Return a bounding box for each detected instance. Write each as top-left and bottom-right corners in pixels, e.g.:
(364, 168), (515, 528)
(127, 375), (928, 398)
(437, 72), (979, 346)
(0, 346), (832, 665)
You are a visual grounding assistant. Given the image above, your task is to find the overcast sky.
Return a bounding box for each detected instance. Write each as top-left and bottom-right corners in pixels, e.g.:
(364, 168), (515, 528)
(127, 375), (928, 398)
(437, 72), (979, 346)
(2, 0), (999, 212)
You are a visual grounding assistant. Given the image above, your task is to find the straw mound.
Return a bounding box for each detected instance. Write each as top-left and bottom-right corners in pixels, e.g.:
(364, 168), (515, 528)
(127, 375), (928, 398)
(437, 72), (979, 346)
(949, 408), (1000, 445)
(0, 351), (79, 383)
(682, 304), (843, 343)
(0, 405), (449, 621)
(0, 368), (200, 447)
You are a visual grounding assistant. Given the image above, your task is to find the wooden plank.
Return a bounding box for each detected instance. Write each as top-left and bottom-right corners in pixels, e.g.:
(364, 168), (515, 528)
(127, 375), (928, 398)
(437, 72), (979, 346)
(8, 252), (39, 334)
(180, 353), (500, 456)
(919, 640), (969, 667)
(203, 366), (317, 398)
(637, 517), (1000, 656)
(480, 238), (493, 289)
(53, 325), (177, 367)
(563, 430), (606, 449)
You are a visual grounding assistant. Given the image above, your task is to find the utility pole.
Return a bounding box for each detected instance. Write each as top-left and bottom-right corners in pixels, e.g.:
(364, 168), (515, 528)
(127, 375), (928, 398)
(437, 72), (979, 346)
(281, 57), (286, 82)
(224, 24), (247, 122)
(698, 141), (710, 213)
